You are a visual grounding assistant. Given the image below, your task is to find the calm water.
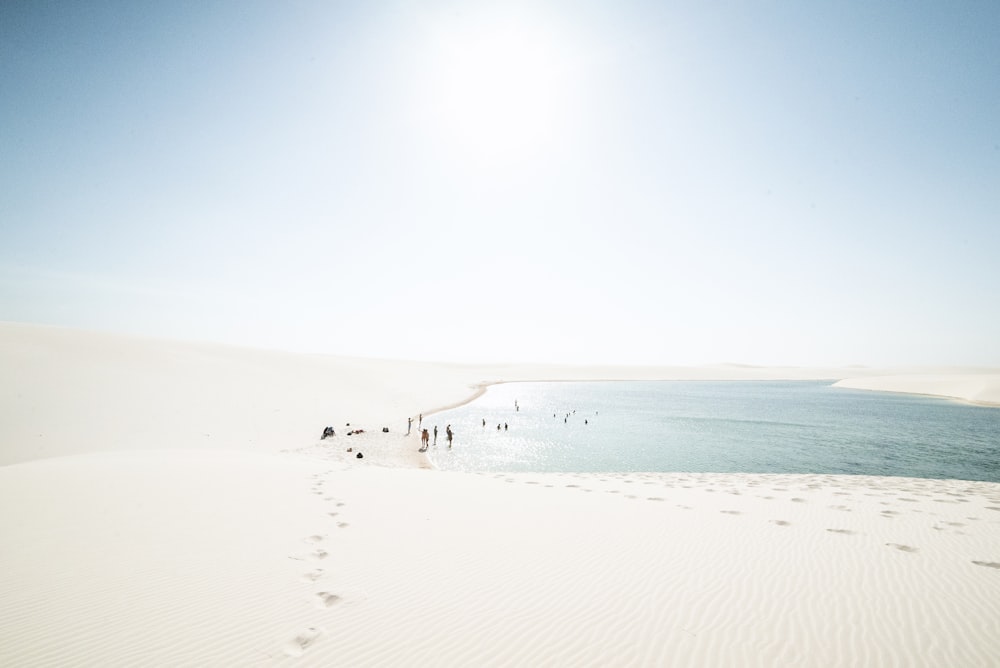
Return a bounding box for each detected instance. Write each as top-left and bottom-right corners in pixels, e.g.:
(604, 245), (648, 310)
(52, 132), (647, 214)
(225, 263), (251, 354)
(425, 381), (1000, 482)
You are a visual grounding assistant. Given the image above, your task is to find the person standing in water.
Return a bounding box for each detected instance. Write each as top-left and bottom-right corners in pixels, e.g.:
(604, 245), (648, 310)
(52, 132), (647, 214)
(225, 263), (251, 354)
(446, 424), (454, 448)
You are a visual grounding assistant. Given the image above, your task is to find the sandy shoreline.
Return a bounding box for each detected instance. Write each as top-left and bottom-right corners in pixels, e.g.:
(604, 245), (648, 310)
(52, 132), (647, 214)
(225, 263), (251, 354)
(2, 322), (999, 665)
(834, 374), (1000, 407)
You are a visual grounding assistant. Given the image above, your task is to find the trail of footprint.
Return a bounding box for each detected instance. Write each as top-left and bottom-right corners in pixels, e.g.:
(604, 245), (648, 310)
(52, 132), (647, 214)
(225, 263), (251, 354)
(972, 561), (1000, 569)
(283, 627), (323, 657)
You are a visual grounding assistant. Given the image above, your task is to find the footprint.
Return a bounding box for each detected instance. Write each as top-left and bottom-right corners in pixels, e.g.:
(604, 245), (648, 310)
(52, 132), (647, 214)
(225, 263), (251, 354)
(720, 510), (741, 515)
(646, 497), (664, 502)
(337, 522), (349, 529)
(315, 592), (342, 608)
(827, 528), (855, 535)
(972, 561), (1000, 569)
(283, 627), (323, 657)
(829, 505), (852, 512)
(301, 569), (324, 582)
(770, 520), (791, 526)
(309, 549), (329, 561)
(886, 543), (918, 553)
(304, 535), (325, 544)
(791, 498), (806, 503)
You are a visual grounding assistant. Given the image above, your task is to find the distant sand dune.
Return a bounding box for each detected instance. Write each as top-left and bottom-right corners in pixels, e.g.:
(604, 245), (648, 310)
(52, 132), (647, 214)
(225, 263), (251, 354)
(834, 373), (1000, 406)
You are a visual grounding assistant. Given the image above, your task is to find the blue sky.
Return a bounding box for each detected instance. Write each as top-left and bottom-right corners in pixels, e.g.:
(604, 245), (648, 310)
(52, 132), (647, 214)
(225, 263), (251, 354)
(2, 1), (998, 365)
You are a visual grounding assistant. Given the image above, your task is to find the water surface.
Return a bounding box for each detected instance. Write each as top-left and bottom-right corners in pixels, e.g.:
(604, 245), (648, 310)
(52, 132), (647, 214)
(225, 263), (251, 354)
(425, 381), (1000, 482)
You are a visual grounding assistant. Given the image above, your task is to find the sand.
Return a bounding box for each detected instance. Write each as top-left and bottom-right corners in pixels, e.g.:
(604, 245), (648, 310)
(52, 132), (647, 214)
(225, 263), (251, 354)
(834, 373), (1000, 407)
(2, 322), (999, 666)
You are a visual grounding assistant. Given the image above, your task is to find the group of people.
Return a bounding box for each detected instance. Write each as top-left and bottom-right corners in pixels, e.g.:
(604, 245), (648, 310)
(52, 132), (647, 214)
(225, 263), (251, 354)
(321, 422), (371, 439)
(419, 422), (452, 452)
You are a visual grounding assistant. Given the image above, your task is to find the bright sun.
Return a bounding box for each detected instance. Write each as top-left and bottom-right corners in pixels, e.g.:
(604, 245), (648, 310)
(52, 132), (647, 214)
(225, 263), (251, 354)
(416, 14), (577, 165)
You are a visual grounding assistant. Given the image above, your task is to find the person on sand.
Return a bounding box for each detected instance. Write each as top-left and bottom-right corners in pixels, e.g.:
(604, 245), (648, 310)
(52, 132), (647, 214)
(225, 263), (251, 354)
(419, 413), (423, 429)
(407, 417), (412, 435)
(433, 425), (438, 445)
(446, 424), (454, 448)
(420, 428), (429, 452)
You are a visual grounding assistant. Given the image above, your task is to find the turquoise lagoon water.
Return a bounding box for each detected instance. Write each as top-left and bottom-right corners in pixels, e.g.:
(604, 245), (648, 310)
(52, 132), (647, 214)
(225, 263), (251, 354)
(425, 381), (1000, 482)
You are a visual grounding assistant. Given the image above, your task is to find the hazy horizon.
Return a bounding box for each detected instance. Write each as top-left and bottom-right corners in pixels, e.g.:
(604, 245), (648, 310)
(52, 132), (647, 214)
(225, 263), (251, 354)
(3, 1), (998, 367)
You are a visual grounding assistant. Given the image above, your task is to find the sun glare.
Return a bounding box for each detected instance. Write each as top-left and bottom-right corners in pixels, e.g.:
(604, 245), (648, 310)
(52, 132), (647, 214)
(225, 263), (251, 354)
(416, 15), (577, 165)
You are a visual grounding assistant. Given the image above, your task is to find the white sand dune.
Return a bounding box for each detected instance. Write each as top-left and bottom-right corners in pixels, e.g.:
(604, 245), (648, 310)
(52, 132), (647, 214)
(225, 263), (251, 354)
(834, 373), (1000, 407)
(2, 323), (999, 666)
